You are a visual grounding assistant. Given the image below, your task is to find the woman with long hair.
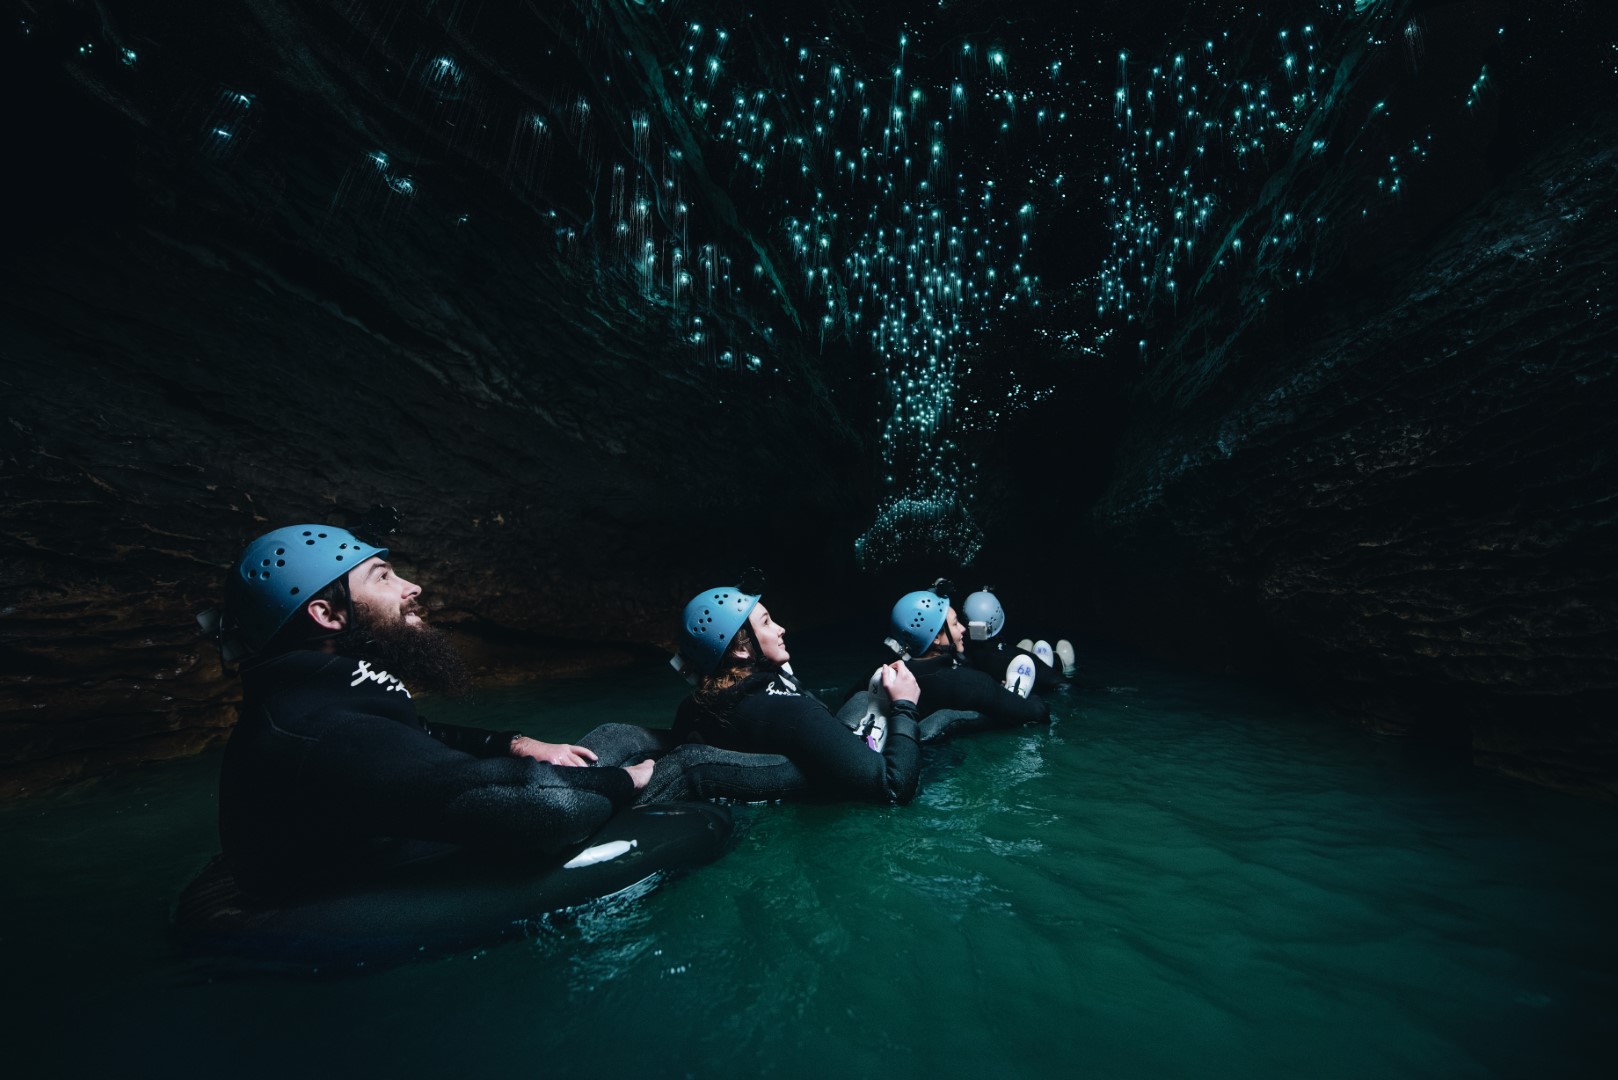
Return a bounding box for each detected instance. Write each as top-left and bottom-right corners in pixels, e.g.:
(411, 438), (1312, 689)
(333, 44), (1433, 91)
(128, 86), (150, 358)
(671, 579), (922, 805)
(872, 582), (1051, 743)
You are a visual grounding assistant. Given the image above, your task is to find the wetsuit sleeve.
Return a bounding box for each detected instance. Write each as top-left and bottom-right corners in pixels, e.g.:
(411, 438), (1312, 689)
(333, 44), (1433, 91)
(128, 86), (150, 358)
(917, 709), (994, 744)
(421, 719), (521, 758)
(736, 690), (920, 805)
(919, 666), (1051, 728)
(299, 709), (635, 857)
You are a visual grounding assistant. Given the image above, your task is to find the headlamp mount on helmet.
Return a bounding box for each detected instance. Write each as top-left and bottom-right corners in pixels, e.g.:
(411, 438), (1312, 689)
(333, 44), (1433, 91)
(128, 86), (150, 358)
(963, 586), (1005, 641)
(196, 604), (248, 665)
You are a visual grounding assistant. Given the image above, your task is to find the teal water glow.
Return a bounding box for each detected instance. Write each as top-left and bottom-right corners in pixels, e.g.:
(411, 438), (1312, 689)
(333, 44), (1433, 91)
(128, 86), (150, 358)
(4, 642), (1614, 1078)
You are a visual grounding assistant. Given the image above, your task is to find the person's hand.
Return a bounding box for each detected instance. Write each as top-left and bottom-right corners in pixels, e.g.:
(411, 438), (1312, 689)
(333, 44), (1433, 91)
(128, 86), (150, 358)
(880, 661), (920, 705)
(624, 759), (655, 791)
(510, 737), (598, 767)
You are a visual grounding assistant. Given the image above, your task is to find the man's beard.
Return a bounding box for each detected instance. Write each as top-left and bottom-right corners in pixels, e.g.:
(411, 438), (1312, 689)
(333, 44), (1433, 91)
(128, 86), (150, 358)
(330, 601), (473, 697)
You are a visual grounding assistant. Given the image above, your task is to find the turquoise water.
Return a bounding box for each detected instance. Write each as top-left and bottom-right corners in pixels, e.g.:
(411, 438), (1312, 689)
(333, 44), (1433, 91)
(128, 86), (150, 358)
(4, 640), (1614, 1079)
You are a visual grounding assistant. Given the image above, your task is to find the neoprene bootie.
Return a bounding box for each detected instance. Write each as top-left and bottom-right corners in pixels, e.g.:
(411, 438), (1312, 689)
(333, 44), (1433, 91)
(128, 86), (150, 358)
(1055, 639), (1076, 676)
(853, 667), (890, 751)
(1004, 656), (1037, 698)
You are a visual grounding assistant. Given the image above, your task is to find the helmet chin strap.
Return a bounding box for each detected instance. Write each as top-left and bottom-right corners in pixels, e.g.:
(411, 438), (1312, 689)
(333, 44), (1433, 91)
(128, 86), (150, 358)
(933, 616), (963, 657)
(307, 577), (361, 647)
(925, 621), (957, 663)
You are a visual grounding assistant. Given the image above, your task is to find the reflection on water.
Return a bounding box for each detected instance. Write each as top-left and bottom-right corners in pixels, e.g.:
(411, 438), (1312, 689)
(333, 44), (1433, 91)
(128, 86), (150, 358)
(4, 640), (1615, 1078)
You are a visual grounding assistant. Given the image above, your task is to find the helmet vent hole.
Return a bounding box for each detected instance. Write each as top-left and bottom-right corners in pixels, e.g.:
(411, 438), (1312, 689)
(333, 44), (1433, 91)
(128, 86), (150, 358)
(276, 559), (285, 566)
(335, 555), (344, 562)
(275, 548), (285, 555)
(289, 586), (300, 596)
(306, 539), (315, 545)
(261, 559), (270, 567)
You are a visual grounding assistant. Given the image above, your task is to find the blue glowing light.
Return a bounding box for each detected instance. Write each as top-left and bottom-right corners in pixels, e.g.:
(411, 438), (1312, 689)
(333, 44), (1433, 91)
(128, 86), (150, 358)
(450, 0), (1468, 563)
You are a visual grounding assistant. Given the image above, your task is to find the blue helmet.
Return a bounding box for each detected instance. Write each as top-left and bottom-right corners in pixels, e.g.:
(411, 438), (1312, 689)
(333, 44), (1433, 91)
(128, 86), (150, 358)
(226, 525), (387, 655)
(962, 589), (1005, 639)
(678, 585), (761, 676)
(889, 590), (948, 657)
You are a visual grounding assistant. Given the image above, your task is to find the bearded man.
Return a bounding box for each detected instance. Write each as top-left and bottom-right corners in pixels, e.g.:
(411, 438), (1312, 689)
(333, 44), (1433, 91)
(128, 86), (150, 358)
(215, 524), (656, 900)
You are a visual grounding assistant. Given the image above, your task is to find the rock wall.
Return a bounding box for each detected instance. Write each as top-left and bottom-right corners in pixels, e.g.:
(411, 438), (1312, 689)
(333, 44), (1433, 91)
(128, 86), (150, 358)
(0, 1), (872, 795)
(1089, 118), (1618, 797)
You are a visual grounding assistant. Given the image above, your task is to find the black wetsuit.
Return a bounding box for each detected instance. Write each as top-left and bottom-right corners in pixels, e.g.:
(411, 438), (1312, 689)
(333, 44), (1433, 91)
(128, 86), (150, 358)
(219, 649), (638, 899)
(579, 722), (812, 806)
(847, 651), (1050, 741)
(962, 638), (1064, 694)
(673, 669), (920, 804)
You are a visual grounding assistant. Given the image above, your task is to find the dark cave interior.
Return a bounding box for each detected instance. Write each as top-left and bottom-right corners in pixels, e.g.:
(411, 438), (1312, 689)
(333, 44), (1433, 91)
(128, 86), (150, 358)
(2, 0), (1614, 797)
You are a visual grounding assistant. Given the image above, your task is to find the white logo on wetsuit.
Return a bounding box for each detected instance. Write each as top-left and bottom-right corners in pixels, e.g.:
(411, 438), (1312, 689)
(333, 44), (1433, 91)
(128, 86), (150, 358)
(764, 673), (800, 698)
(350, 659), (412, 697)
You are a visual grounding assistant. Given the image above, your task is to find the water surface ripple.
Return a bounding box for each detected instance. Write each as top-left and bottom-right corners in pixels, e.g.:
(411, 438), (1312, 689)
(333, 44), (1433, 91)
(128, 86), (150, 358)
(3, 643), (1613, 1078)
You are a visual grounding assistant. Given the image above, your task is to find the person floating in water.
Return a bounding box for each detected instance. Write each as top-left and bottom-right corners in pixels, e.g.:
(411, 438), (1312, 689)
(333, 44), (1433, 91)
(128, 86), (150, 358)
(855, 580), (1051, 743)
(959, 587), (1077, 694)
(671, 575), (923, 805)
(211, 524), (659, 899)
